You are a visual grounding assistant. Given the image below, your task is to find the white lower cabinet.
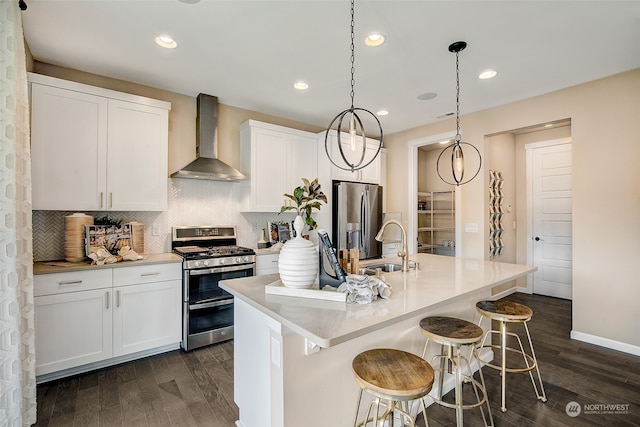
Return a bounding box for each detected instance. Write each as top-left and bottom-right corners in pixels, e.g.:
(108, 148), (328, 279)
(34, 262), (181, 378)
(113, 280), (181, 357)
(34, 288), (112, 375)
(256, 252), (280, 276)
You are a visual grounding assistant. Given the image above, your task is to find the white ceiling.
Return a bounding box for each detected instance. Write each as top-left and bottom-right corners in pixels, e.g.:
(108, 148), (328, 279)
(21, 0), (640, 135)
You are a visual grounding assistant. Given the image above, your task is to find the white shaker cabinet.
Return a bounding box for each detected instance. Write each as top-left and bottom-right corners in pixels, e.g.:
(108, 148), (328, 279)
(34, 269), (113, 376)
(322, 130), (382, 185)
(34, 262), (181, 379)
(28, 73), (170, 211)
(35, 289), (113, 376)
(240, 120), (318, 212)
(112, 264), (182, 357)
(255, 252), (280, 275)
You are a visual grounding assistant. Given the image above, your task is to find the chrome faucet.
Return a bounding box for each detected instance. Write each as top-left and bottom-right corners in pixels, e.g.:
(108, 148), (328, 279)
(375, 220), (409, 272)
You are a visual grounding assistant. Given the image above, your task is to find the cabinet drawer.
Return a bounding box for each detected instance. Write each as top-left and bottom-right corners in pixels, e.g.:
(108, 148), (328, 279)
(34, 269), (112, 297)
(113, 263), (182, 286)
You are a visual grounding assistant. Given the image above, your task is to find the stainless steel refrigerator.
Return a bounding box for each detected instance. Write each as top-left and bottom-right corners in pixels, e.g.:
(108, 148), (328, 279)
(332, 181), (383, 259)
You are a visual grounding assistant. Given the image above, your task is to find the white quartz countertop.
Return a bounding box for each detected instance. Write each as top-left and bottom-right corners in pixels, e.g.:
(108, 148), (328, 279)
(220, 254), (536, 348)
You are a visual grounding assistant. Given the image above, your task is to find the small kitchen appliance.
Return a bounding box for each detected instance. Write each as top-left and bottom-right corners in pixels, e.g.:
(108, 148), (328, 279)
(172, 226), (255, 351)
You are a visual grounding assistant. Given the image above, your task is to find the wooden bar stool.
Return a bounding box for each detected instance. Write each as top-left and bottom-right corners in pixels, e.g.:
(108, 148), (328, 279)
(420, 316), (493, 427)
(476, 300), (547, 412)
(352, 348), (434, 427)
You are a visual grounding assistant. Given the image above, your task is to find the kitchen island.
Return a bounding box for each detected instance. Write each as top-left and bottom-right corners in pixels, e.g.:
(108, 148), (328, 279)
(220, 253), (536, 427)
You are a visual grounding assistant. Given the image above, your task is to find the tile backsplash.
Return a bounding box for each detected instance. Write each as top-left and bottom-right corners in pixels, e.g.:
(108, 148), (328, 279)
(33, 179), (293, 261)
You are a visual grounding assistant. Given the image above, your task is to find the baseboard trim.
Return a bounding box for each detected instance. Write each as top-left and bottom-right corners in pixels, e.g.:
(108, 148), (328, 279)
(570, 330), (640, 357)
(36, 342), (181, 384)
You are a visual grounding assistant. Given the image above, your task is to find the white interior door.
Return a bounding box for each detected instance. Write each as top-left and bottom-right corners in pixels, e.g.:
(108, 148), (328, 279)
(530, 142), (573, 299)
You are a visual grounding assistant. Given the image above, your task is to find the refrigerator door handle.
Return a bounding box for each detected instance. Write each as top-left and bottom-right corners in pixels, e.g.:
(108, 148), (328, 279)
(361, 189), (369, 254)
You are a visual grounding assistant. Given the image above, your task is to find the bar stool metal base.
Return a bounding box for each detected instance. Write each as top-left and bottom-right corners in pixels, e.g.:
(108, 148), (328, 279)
(420, 316), (493, 427)
(352, 348), (434, 427)
(476, 300), (547, 412)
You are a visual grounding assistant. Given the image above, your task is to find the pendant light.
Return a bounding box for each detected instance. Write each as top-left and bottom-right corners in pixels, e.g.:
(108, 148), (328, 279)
(324, 0), (383, 172)
(436, 41), (482, 186)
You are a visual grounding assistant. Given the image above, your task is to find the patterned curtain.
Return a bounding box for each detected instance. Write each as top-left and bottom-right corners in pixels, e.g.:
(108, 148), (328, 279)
(0, 0), (37, 425)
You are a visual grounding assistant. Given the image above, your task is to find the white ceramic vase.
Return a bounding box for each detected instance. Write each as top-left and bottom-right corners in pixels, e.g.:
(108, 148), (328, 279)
(278, 215), (318, 289)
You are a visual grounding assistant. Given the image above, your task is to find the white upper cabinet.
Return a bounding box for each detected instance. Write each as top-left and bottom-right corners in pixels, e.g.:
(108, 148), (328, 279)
(28, 73), (170, 211)
(321, 130), (382, 185)
(240, 120), (318, 212)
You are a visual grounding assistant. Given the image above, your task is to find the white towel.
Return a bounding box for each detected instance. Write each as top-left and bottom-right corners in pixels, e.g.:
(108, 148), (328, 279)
(337, 274), (392, 304)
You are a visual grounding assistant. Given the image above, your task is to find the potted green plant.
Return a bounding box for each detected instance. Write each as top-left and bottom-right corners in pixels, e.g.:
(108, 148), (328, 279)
(280, 178), (327, 235)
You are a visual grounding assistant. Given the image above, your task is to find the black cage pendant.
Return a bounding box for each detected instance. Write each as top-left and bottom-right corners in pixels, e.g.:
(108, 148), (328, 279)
(436, 41), (482, 186)
(324, 0), (383, 172)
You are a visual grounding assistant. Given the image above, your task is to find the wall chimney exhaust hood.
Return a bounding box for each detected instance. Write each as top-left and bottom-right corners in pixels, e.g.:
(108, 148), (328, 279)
(170, 93), (247, 181)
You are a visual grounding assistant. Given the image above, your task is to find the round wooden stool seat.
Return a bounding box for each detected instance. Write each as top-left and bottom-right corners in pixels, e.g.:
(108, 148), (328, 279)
(476, 300), (532, 322)
(352, 349), (434, 426)
(352, 348), (434, 400)
(420, 316), (484, 346)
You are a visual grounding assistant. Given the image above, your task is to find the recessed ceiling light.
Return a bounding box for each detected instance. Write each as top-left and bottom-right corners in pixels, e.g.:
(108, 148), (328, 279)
(293, 81), (309, 90)
(155, 35), (177, 49)
(417, 92), (437, 101)
(544, 123), (553, 128)
(478, 70), (497, 79)
(439, 139), (451, 145)
(365, 33), (386, 47)
(376, 109), (389, 116)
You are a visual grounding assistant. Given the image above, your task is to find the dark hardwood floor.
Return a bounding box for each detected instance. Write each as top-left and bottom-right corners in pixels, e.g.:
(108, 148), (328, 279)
(34, 293), (639, 426)
(34, 341), (237, 427)
(418, 293), (640, 427)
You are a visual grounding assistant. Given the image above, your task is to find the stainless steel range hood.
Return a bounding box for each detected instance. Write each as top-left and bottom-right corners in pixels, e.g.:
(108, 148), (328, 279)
(170, 93), (247, 181)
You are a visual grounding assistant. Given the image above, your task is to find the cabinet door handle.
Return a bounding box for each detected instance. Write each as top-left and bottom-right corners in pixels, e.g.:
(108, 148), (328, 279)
(105, 291), (110, 309)
(58, 280), (82, 285)
(100, 192), (104, 208)
(140, 272), (160, 277)
(116, 290), (121, 307)
(109, 192), (113, 209)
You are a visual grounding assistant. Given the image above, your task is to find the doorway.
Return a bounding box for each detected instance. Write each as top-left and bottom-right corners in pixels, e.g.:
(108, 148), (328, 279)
(526, 138), (573, 299)
(407, 132), (461, 256)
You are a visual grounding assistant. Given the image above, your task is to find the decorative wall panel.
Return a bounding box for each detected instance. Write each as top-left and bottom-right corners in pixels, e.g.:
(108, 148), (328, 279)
(489, 170), (504, 257)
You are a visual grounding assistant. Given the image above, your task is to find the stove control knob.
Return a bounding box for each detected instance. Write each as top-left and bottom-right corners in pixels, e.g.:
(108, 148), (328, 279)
(193, 261), (200, 268)
(243, 256), (250, 263)
(235, 257), (242, 264)
(219, 259), (226, 265)
(203, 260), (209, 266)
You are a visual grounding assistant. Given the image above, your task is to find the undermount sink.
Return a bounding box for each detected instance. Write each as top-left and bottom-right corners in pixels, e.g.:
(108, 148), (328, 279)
(359, 262), (402, 275)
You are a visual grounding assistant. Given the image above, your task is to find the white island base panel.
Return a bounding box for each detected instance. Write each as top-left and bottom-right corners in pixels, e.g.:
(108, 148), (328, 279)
(224, 254), (536, 427)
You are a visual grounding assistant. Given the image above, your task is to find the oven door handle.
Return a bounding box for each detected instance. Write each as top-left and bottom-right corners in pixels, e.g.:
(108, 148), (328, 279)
(188, 264), (254, 276)
(189, 299), (234, 310)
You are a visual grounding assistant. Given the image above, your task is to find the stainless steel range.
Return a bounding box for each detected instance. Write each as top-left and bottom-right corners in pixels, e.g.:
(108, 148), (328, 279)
(172, 226), (255, 351)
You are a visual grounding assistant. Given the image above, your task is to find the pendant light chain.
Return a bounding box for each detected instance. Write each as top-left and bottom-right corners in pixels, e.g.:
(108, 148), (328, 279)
(349, 0), (356, 109)
(455, 50), (461, 143)
(324, 0), (383, 172)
